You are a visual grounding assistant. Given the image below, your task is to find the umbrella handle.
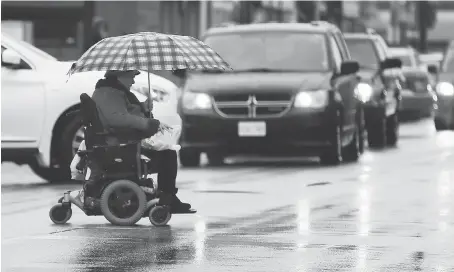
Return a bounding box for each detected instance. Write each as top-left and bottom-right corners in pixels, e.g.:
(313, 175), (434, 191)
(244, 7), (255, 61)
(147, 67), (152, 118)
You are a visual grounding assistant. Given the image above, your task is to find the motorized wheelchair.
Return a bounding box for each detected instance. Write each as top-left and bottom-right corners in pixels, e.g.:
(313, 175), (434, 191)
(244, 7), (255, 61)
(49, 93), (192, 227)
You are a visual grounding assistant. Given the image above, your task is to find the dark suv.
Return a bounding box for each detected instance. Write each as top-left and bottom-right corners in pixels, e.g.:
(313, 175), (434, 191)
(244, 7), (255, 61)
(344, 32), (403, 148)
(178, 22), (362, 166)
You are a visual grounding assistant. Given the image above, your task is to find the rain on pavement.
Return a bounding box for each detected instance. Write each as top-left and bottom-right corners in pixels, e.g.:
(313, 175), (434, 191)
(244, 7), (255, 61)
(2, 119), (454, 272)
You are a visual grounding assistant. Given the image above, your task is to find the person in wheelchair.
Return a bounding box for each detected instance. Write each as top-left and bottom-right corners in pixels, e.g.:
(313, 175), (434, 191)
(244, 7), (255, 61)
(88, 69), (192, 213)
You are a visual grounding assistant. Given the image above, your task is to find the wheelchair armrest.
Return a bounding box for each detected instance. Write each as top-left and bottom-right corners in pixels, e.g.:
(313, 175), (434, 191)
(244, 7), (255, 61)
(102, 172), (138, 181)
(92, 141), (140, 150)
(77, 150), (92, 156)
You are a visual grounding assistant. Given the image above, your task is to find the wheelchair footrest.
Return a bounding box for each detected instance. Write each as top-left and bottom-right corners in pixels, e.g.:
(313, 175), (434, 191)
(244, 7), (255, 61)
(171, 208), (197, 214)
(83, 209), (103, 216)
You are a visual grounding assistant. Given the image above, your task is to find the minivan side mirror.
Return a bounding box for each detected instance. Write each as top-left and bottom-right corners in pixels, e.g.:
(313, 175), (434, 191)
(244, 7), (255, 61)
(1, 49), (22, 67)
(380, 58), (402, 70)
(340, 60), (359, 75)
(427, 64), (438, 74)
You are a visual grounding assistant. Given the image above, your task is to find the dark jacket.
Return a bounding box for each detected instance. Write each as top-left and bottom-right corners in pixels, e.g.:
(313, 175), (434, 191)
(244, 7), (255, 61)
(91, 77), (160, 144)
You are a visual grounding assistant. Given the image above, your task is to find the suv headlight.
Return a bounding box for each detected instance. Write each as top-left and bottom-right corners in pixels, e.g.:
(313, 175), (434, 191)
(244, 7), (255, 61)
(436, 82), (454, 96)
(182, 91), (212, 110)
(294, 90), (328, 108)
(355, 83), (373, 102)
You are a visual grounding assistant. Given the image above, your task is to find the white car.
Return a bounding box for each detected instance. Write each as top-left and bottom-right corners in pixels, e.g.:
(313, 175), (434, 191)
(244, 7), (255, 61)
(1, 33), (180, 183)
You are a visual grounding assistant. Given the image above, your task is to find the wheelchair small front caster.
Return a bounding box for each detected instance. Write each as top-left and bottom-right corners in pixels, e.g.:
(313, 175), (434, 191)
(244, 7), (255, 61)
(49, 204), (72, 224)
(149, 206), (171, 226)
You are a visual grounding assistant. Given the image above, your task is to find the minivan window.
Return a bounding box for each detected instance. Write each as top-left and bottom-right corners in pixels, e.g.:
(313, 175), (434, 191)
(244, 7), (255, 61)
(345, 38), (380, 69)
(16, 39), (57, 61)
(204, 32), (330, 72)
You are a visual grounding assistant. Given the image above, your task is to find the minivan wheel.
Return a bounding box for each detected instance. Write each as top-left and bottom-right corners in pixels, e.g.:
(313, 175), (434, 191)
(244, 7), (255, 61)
(358, 108), (365, 154)
(434, 118), (448, 131)
(320, 122), (342, 166)
(342, 124), (360, 162)
(386, 113), (399, 147)
(60, 114), (84, 166)
(29, 161), (70, 183)
(179, 148), (201, 167)
(206, 152), (225, 166)
(33, 113), (83, 183)
(367, 115), (387, 148)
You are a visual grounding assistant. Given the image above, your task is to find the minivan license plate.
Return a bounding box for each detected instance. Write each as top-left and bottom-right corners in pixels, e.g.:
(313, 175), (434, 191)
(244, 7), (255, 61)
(238, 121), (266, 137)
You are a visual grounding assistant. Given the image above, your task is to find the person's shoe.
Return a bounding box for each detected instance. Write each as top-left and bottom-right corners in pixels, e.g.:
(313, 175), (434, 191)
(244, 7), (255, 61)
(157, 190), (192, 213)
(171, 195), (191, 213)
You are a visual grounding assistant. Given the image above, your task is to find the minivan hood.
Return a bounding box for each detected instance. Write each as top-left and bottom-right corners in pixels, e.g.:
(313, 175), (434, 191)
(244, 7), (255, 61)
(185, 72), (333, 94)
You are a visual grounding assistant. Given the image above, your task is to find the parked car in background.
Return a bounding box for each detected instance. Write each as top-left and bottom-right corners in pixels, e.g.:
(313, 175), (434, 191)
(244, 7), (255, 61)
(419, 52), (444, 88)
(389, 47), (437, 119)
(178, 22), (363, 166)
(419, 52), (444, 71)
(344, 32), (402, 149)
(431, 41), (454, 130)
(1, 32), (179, 182)
(388, 46), (422, 69)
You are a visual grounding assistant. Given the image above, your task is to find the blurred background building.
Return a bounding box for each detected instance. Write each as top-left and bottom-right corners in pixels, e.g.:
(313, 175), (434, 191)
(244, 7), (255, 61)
(2, 0), (453, 60)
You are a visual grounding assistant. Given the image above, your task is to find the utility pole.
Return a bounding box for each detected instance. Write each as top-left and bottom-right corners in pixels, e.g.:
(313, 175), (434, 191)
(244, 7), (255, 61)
(326, 1), (343, 28)
(82, 0), (95, 53)
(417, 1), (428, 53)
(295, 1), (316, 23)
(238, 1), (262, 24)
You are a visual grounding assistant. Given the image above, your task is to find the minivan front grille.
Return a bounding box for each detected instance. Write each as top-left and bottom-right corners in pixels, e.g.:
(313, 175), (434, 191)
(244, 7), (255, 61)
(213, 93), (293, 118)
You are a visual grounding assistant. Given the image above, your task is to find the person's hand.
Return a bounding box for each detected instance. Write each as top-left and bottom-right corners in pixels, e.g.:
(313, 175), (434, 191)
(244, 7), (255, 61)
(158, 123), (173, 133)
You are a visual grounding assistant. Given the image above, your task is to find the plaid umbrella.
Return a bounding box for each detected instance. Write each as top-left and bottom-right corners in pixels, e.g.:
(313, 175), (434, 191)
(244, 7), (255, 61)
(68, 32), (232, 75)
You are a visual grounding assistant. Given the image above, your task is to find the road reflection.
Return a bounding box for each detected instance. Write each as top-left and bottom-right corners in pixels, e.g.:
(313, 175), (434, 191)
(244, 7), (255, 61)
(194, 217), (207, 264)
(358, 166), (371, 237)
(435, 131), (454, 149)
(437, 170), (452, 233)
(296, 199), (310, 251)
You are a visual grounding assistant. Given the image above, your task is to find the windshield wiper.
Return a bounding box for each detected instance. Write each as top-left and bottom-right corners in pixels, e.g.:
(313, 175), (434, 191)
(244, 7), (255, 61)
(358, 64), (378, 70)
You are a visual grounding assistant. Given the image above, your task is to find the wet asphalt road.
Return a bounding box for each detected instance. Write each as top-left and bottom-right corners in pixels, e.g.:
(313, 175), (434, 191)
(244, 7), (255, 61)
(2, 119), (454, 272)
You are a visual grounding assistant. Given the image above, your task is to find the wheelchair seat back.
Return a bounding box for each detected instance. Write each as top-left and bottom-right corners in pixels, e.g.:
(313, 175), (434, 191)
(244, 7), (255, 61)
(80, 93), (108, 148)
(79, 93), (143, 182)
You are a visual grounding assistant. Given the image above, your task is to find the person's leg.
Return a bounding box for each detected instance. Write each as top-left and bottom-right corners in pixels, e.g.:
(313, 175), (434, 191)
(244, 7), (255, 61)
(155, 150), (177, 193)
(145, 149), (192, 212)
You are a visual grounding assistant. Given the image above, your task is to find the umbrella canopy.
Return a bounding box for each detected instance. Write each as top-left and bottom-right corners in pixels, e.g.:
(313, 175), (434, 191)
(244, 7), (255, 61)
(68, 32), (231, 75)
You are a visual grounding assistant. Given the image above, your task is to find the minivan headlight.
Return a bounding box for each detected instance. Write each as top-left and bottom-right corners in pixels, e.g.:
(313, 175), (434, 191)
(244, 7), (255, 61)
(182, 91), (212, 110)
(355, 83), (373, 102)
(436, 82), (454, 96)
(294, 90), (328, 108)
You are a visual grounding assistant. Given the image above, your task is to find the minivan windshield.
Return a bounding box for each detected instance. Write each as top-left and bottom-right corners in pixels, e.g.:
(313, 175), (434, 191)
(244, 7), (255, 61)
(2, 33), (57, 62)
(345, 38), (380, 69)
(204, 31), (330, 72)
(17, 39), (57, 61)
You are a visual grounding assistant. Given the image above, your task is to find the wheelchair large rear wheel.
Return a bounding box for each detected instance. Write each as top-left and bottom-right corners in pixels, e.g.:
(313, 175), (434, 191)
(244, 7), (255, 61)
(100, 180), (147, 226)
